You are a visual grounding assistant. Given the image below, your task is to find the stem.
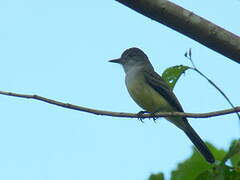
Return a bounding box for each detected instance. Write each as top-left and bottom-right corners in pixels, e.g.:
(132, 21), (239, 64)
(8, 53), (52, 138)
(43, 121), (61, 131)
(186, 52), (240, 121)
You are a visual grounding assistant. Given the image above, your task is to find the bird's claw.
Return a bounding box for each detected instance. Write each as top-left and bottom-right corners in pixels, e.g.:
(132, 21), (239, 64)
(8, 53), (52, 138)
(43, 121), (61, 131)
(136, 111), (158, 123)
(149, 112), (158, 123)
(137, 111), (148, 123)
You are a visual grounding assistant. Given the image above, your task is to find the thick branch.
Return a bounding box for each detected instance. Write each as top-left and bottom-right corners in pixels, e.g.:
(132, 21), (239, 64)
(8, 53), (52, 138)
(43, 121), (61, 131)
(0, 90), (239, 119)
(116, 0), (240, 64)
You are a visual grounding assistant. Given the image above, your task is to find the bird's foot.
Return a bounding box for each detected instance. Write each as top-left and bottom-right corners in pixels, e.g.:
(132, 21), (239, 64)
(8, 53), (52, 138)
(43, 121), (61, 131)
(149, 112), (158, 123)
(137, 111), (148, 123)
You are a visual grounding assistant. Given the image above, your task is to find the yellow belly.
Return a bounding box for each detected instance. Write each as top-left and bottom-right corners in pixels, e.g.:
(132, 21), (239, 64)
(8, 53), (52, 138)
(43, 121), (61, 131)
(126, 78), (173, 113)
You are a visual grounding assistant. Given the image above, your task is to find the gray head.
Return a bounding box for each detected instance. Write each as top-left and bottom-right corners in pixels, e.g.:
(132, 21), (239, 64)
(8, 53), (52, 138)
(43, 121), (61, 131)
(109, 47), (152, 73)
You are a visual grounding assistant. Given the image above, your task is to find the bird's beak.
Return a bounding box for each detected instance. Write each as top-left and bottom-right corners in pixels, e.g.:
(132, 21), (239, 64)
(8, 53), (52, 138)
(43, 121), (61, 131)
(109, 58), (122, 64)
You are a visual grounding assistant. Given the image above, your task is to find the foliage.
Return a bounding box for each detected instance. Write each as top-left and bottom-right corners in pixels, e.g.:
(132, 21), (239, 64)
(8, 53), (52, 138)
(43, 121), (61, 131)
(162, 65), (190, 90)
(148, 140), (240, 180)
(159, 62), (240, 179)
(149, 173), (164, 180)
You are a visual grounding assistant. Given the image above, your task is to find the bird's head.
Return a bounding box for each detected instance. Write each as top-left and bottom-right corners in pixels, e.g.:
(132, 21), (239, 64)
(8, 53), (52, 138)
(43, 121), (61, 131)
(109, 47), (150, 73)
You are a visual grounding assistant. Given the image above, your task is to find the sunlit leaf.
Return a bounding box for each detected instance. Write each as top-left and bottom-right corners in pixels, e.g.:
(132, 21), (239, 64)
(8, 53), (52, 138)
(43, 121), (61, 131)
(162, 65), (190, 90)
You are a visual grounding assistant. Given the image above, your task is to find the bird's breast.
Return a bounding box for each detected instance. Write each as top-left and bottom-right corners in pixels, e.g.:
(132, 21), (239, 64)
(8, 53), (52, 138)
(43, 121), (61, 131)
(125, 71), (172, 112)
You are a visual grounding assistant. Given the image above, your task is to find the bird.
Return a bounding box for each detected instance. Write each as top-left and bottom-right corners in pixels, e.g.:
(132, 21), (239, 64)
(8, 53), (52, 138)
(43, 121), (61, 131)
(109, 47), (215, 163)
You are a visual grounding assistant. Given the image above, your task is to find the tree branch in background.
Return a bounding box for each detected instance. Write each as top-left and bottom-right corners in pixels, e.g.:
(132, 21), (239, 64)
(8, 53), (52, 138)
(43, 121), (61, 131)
(0, 90), (239, 119)
(116, 0), (240, 64)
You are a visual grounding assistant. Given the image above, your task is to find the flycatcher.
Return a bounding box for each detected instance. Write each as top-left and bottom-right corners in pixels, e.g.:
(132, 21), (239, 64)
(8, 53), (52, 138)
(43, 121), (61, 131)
(109, 47), (215, 163)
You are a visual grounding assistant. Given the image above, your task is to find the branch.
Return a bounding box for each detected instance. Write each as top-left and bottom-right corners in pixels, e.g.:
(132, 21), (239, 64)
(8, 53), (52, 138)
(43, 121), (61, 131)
(116, 0), (240, 64)
(185, 49), (240, 121)
(0, 90), (239, 119)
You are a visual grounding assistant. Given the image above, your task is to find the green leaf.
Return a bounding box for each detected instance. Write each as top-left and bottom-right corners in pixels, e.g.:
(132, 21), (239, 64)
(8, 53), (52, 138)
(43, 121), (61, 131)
(162, 65), (190, 90)
(228, 140), (240, 167)
(148, 173), (165, 180)
(211, 165), (228, 180)
(208, 142), (227, 162)
(196, 164), (240, 180)
(148, 141), (240, 180)
(195, 170), (215, 180)
(225, 169), (240, 180)
(170, 142), (226, 180)
(212, 165), (240, 180)
(220, 140), (240, 165)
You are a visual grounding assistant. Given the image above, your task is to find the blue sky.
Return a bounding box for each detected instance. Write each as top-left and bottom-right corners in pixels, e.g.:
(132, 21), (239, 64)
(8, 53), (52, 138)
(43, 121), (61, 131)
(0, 0), (239, 180)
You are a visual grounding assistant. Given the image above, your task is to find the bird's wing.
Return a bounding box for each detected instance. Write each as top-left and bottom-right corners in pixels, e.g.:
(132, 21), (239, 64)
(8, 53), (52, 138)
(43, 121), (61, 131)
(143, 69), (184, 112)
(144, 68), (215, 163)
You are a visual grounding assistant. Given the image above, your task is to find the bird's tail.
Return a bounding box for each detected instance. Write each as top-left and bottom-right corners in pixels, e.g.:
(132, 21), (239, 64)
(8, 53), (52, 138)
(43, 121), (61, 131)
(184, 123), (215, 163)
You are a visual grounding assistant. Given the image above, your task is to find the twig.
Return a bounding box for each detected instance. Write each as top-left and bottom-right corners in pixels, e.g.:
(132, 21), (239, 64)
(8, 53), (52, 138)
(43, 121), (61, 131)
(0, 90), (239, 119)
(185, 49), (240, 121)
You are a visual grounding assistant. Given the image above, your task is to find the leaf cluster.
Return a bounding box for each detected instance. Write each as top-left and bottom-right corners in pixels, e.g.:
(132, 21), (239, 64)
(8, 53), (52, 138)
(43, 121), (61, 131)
(149, 140), (240, 180)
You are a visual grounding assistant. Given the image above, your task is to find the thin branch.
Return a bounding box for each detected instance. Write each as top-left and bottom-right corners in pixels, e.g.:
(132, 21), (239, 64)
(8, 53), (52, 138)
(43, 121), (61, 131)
(185, 49), (240, 121)
(0, 90), (239, 119)
(116, 0), (240, 64)
(192, 67), (240, 119)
